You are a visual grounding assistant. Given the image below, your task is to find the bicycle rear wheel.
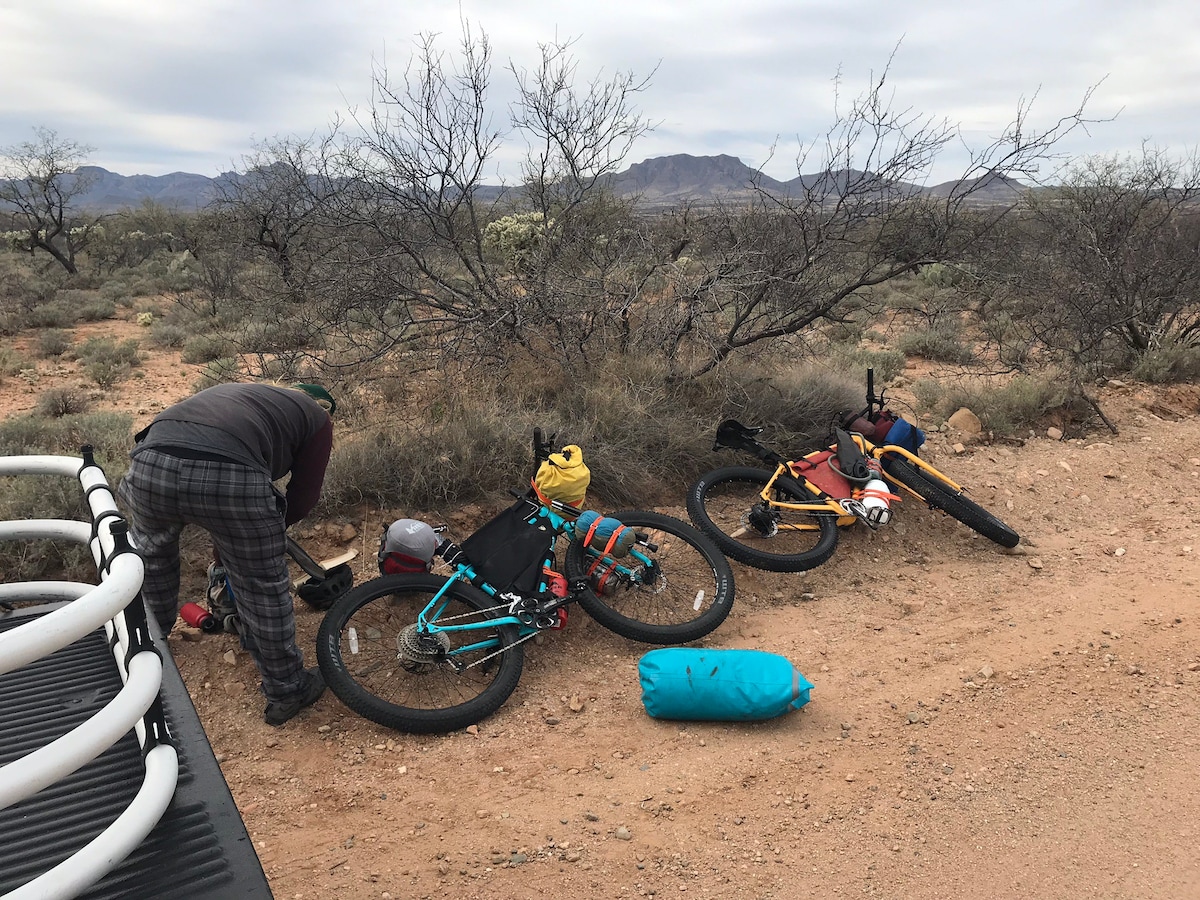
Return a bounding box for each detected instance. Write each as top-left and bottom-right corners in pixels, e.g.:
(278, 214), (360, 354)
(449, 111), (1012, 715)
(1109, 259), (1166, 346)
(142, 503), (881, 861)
(564, 510), (734, 644)
(317, 574), (525, 733)
(686, 466), (840, 572)
(883, 457), (1020, 548)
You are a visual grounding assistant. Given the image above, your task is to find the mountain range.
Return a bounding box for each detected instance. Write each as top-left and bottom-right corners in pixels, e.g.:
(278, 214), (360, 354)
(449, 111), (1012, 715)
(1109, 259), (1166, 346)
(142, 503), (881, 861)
(63, 154), (1029, 213)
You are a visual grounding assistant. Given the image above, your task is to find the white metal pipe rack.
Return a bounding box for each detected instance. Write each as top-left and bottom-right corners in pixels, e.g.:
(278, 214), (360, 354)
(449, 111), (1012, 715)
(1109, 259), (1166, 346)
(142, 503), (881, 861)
(0, 448), (178, 900)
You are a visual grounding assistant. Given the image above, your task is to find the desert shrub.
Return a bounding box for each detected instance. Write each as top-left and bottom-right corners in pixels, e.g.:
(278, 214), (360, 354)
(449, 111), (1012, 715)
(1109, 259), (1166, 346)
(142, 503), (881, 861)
(0, 410), (133, 460)
(0, 476), (96, 582)
(911, 375), (1066, 435)
(35, 386), (92, 418)
(894, 323), (975, 364)
(98, 280), (136, 307)
(916, 263), (967, 288)
(0, 345), (32, 377)
(1130, 342), (1200, 383)
(75, 336), (142, 388)
(320, 356), (864, 514)
(182, 332), (235, 364)
(148, 321), (189, 349)
(192, 358), (241, 391)
(76, 297), (119, 322)
(36, 328), (74, 357)
(825, 345), (907, 383)
(25, 298), (80, 329)
(234, 319), (320, 356)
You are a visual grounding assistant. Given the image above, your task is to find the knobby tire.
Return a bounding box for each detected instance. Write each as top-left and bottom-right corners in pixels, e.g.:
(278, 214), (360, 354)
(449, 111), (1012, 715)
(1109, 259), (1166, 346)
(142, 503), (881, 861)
(317, 573), (525, 733)
(883, 457), (1020, 548)
(686, 466), (840, 572)
(564, 510), (734, 644)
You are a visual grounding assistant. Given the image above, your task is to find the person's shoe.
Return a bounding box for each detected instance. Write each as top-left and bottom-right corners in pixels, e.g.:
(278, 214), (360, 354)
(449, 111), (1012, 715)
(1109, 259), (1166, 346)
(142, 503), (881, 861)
(264, 668), (326, 726)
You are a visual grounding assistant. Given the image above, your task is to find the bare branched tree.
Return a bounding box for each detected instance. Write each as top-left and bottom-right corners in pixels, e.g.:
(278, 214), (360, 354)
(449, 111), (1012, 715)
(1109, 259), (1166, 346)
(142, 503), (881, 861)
(650, 70), (1102, 377)
(0, 127), (99, 274)
(979, 147), (1200, 380)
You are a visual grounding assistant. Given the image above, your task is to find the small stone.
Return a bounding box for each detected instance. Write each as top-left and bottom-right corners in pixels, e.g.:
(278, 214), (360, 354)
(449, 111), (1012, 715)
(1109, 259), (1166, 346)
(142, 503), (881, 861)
(952, 442), (966, 454)
(222, 650), (238, 666)
(317, 724), (331, 733)
(1046, 426), (1064, 440)
(614, 826), (632, 840)
(1114, 547), (1126, 557)
(1058, 460), (1073, 474)
(1028, 557), (1044, 570)
(466, 724), (479, 735)
(569, 695), (586, 713)
(978, 665), (994, 680)
(340, 523), (358, 542)
(545, 716), (561, 725)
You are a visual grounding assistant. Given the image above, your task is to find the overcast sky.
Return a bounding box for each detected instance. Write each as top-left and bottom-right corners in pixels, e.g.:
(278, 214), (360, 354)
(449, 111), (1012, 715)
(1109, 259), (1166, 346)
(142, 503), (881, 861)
(1, 0), (1196, 185)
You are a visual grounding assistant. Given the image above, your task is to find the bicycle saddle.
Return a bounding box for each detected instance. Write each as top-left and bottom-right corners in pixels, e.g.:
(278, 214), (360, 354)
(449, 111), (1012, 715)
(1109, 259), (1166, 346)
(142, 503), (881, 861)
(714, 419), (764, 452)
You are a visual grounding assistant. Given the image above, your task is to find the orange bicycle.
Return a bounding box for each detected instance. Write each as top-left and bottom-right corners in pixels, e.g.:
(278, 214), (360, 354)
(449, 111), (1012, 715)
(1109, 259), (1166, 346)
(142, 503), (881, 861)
(686, 370), (1020, 572)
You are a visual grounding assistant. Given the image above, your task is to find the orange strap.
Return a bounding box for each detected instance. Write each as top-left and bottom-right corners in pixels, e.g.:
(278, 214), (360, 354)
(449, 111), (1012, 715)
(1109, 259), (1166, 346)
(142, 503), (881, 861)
(583, 516), (629, 555)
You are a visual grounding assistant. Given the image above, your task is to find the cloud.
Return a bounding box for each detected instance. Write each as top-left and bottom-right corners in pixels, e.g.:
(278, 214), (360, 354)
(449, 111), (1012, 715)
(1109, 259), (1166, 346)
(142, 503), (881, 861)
(1, 0), (1197, 181)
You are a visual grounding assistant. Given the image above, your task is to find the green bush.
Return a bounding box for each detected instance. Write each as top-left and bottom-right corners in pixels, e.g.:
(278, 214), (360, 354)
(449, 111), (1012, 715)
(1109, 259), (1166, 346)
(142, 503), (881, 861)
(319, 356), (865, 515)
(148, 321), (190, 349)
(894, 323), (975, 364)
(25, 298), (81, 329)
(1130, 342), (1200, 383)
(912, 375), (1066, 435)
(192, 357), (241, 391)
(75, 336), (142, 388)
(0, 345), (32, 378)
(0, 410), (133, 460)
(182, 333), (235, 364)
(36, 328), (74, 358)
(76, 297), (118, 322)
(35, 386), (92, 418)
(825, 345), (908, 383)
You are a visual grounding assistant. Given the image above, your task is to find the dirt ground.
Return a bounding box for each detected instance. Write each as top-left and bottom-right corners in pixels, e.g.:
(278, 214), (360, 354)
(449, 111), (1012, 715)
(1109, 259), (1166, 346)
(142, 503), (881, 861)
(7, 316), (1200, 899)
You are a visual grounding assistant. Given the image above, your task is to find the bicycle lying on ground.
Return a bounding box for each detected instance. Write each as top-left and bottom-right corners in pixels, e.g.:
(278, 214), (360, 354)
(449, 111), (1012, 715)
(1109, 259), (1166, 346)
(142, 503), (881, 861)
(686, 369), (1020, 573)
(316, 429), (735, 733)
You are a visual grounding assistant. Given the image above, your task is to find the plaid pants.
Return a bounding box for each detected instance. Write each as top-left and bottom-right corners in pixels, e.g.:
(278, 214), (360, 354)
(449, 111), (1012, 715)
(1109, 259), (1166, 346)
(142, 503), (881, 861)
(117, 448), (306, 703)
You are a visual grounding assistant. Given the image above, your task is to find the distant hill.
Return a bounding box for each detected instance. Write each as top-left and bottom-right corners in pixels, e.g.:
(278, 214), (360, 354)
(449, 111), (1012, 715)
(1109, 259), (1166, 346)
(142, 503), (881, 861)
(70, 166), (234, 212)
(28, 156), (1030, 214)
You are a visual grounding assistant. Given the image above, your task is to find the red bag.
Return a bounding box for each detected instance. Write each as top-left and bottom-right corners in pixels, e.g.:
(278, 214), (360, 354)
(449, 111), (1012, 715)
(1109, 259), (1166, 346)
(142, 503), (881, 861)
(789, 450), (853, 500)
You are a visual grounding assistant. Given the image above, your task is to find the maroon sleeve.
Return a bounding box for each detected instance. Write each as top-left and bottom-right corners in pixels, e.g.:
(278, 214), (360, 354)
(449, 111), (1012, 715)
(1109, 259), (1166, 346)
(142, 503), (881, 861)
(284, 417), (333, 526)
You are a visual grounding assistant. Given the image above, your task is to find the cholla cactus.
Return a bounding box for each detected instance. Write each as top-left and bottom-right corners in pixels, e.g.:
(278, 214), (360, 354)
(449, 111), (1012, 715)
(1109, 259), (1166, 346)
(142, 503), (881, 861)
(482, 212), (552, 271)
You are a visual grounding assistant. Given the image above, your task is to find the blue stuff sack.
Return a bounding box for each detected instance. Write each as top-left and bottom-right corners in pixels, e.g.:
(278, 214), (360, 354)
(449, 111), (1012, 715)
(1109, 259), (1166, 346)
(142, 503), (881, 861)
(638, 648), (814, 721)
(885, 417), (926, 453)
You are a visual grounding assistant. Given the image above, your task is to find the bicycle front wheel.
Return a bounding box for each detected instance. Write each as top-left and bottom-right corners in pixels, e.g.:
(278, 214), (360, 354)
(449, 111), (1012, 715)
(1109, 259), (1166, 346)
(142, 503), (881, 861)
(686, 466), (840, 572)
(883, 457), (1020, 548)
(317, 574), (525, 733)
(564, 510), (734, 644)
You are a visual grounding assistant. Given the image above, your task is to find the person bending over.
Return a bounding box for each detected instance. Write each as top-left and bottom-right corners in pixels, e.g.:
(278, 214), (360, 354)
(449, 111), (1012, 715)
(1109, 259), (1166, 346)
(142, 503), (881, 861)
(118, 381), (335, 726)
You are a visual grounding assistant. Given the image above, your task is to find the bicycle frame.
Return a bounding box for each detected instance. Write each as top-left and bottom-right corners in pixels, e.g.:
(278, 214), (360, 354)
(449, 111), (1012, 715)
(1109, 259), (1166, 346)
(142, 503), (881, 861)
(744, 437), (966, 530)
(411, 493), (661, 658)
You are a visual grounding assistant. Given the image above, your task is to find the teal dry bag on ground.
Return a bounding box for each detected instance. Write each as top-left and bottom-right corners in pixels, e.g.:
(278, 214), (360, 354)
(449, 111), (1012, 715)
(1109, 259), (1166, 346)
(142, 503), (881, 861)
(638, 648), (814, 721)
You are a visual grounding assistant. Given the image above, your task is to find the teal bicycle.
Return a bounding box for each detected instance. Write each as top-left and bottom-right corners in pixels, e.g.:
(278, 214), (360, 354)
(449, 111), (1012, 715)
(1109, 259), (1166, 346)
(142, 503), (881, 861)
(316, 429), (735, 733)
